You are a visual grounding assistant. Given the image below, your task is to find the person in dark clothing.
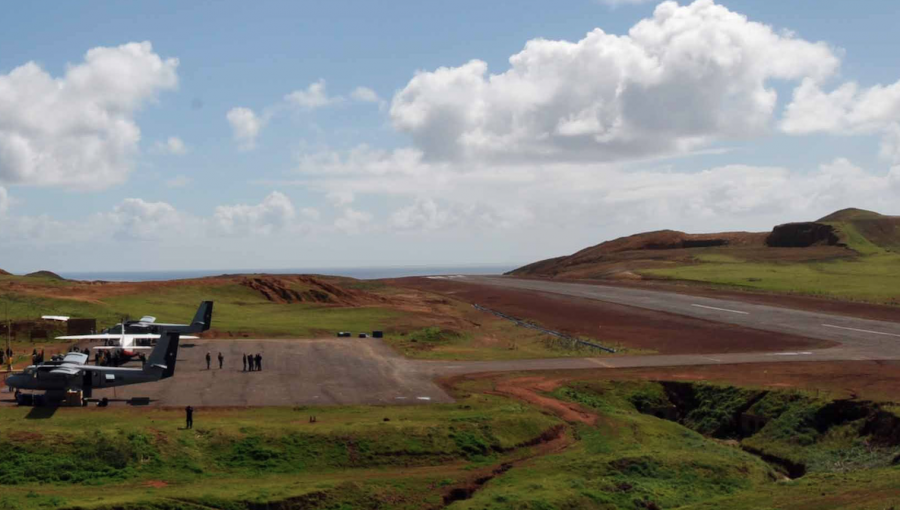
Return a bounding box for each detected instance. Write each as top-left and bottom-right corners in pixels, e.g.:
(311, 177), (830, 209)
(217, 352), (224, 369)
(185, 406), (194, 429)
(205, 352), (211, 370)
(94, 351), (100, 365)
(0, 350), (4, 365)
(242, 353), (247, 372)
(255, 353), (262, 371)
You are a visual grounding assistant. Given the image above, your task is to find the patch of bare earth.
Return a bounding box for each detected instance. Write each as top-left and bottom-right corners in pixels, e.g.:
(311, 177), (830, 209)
(492, 361), (900, 402)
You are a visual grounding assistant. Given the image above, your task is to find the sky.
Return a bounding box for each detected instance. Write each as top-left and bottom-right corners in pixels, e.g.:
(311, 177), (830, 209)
(1, 0), (899, 273)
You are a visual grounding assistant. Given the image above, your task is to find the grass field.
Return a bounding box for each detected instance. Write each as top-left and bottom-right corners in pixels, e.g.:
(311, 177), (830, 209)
(643, 252), (900, 304)
(0, 276), (403, 339)
(640, 217), (900, 305)
(4, 377), (897, 509)
(0, 391), (561, 509)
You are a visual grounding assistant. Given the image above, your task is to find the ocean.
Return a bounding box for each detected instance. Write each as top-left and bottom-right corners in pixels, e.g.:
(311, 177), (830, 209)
(57, 264), (518, 282)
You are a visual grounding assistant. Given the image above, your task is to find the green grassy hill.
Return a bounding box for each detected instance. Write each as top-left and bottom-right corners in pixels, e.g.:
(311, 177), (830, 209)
(510, 208), (900, 305)
(819, 208), (900, 253)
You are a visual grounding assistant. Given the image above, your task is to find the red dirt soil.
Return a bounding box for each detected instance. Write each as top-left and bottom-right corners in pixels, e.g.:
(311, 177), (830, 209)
(492, 375), (596, 424)
(1, 274), (389, 307)
(474, 360), (900, 403)
(397, 278), (835, 354)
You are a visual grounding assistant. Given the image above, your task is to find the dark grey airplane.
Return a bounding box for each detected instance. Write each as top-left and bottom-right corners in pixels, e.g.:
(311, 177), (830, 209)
(6, 301), (212, 402)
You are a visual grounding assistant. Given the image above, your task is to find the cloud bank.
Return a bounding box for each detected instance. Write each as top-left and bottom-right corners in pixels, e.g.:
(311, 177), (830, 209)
(0, 42), (178, 190)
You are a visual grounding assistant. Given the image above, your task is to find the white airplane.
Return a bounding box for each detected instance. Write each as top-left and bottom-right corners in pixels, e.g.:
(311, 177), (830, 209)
(56, 314), (199, 359)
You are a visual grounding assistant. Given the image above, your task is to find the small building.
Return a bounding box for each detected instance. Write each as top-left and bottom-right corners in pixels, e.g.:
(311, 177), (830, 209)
(67, 318), (96, 336)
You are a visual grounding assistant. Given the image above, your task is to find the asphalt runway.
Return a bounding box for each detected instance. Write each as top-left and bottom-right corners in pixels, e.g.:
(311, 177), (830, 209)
(6, 276), (900, 407)
(460, 276), (900, 354)
(87, 338), (454, 406)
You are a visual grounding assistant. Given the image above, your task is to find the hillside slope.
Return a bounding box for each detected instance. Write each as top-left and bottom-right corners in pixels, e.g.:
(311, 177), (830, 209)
(818, 208), (900, 252)
(509, 209), (900, 304)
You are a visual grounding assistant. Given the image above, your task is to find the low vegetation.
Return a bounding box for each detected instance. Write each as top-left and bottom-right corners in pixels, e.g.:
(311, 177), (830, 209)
(643, 251), (900, 304)
(2, 378), (898, 509)
(0, 393), (560, 509)
(511, 207), (900, 305)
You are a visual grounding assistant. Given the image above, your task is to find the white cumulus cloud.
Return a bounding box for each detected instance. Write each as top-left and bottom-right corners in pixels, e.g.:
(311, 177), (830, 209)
(153, 136), (188, 155)
(881, 123), (900, 165)
(226, 107), (264, 151)
(390, 0), (838, 164)
(350, 86), (386, 110)
(333, 207), (372, 234)
(213, 191), (297, 235)
(781, 78), (900, 164)
(285, 79), (342, 110)
(104, 198), (187, 240)
(390, 199), (457, 232)
(0, 41), (178, 190)
(326, 190), (355, 206)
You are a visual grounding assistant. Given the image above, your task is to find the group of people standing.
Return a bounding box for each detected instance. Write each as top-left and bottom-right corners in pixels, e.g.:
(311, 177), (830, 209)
(31, 349), (45, 365)
(243, 353), (262, 371)
(203, 351), (263, 371)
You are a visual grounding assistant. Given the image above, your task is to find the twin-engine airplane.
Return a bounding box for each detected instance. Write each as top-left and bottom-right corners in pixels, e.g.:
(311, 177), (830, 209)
(56, 307), (207, 359)
(7, 301), (213, 403)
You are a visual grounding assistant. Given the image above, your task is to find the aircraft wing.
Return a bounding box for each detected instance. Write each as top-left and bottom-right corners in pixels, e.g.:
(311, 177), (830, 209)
(49, 367), (82, 376)
(62, 352), (89, 365)
(93, 345), (153, 351)
(42, 315), (70, 321)
(56, 334), (126, 340)
(56, 334), (198, 340)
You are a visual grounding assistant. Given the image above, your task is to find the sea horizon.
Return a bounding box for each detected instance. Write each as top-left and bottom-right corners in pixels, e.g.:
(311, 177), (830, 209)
(56, 264), (518, 282)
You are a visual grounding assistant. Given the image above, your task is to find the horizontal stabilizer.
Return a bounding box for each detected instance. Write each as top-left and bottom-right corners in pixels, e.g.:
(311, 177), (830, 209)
(56, 334), (198, 341)
(62, 352), (89, 365)
(49, 367), (81, 376)
(93, 346), (153, 351)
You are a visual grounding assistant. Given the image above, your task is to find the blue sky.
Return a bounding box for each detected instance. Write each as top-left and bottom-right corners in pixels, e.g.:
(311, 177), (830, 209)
(1, 1), (899, 273)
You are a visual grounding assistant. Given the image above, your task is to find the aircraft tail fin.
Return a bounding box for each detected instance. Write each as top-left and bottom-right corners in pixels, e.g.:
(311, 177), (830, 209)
(191, 301), (213, 332)
(147, 330), (180, 379)
(167, 301), (214, 334)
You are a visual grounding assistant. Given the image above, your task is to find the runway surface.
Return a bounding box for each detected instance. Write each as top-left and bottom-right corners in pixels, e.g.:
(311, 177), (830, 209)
(10, 276), (900, 407)
(460, 276), (900, 354)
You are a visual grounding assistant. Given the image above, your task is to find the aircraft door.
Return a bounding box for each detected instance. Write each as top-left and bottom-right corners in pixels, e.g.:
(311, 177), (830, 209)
(83, 370), (94, 398)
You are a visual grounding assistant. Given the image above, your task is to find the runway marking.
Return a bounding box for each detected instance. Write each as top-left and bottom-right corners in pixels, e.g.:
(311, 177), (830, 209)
(768, 352), (813, 356)
(702, 357), (722, 362)
(691, 304), (749, 315)
(822, 324), (900, 338)
(586, 358), (614, 368)
(416, 396), (432, 401)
